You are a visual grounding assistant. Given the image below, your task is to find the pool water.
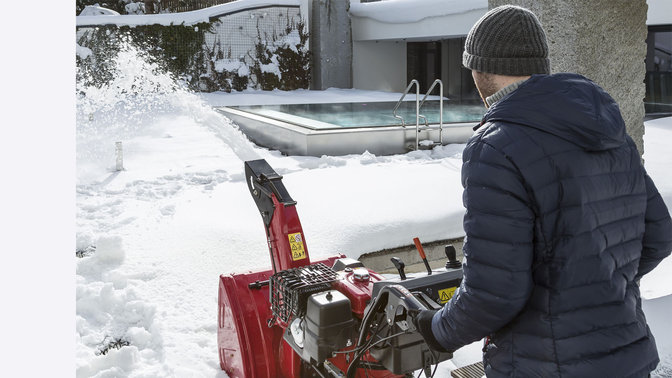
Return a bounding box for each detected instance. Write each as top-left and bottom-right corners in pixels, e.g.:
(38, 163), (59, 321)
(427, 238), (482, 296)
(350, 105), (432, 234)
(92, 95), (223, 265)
(231, 100), (485, 130)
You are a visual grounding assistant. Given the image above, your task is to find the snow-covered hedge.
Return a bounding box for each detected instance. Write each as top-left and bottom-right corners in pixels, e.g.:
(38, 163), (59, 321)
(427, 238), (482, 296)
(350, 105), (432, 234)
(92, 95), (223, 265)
(76, 13), (310, 92)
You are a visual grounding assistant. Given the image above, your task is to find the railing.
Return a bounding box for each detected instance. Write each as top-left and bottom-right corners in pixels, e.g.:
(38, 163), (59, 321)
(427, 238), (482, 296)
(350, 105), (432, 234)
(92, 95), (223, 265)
(392, 80), (421, 150)
(418, 79), (444, 145)
(393, 79), (445, 150)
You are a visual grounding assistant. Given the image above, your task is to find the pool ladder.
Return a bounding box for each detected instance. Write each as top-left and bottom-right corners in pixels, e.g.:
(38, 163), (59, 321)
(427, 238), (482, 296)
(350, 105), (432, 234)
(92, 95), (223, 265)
(392, 79), (444, 151)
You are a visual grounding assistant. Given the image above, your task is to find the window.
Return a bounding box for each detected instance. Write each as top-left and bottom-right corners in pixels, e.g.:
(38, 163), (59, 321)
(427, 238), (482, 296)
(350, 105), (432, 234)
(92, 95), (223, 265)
(407, 42), (442, 96)
(406, 38), (480, 104)
(645, 25), (672, 115)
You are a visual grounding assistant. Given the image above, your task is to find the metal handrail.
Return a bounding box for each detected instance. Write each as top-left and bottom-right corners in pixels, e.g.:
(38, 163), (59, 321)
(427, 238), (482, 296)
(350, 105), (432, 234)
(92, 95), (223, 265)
(418, 79), (444, 145)
(392, 80), (420, 150)
(418, 115), (429, 128)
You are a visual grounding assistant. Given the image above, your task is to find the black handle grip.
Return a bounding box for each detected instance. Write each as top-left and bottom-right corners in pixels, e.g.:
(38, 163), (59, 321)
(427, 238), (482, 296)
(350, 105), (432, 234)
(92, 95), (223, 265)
(390, 257), (406, 280)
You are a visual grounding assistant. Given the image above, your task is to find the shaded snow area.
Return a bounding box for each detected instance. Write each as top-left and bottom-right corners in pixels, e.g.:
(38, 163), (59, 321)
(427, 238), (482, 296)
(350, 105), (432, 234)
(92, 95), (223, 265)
(76, 44), (672, 377)
(349, 0), (487, 24)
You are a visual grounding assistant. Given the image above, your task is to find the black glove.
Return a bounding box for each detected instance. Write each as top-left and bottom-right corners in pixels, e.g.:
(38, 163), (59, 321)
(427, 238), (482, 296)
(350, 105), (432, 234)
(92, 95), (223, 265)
(413, 309), (449, 353)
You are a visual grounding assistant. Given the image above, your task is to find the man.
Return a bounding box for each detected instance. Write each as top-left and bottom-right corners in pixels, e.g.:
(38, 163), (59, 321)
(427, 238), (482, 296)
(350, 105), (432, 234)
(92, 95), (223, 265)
(414, 5), (672, 377)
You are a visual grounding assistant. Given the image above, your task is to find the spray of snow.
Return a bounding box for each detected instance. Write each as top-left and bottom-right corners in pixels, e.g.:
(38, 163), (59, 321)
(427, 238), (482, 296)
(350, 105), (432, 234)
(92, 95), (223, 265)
(76, 37), (263, 377)
(76, 43), (93, 59)
(76, 37), (258, 183)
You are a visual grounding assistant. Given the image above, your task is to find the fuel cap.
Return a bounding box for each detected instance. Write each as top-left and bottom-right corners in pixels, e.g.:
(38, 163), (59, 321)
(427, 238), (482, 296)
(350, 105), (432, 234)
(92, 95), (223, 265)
(352, 267), (370, 282)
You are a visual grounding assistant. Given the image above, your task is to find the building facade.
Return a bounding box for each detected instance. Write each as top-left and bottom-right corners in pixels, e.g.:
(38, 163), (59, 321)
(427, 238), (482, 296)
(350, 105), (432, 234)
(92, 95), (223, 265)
(346, 0), (671, 114)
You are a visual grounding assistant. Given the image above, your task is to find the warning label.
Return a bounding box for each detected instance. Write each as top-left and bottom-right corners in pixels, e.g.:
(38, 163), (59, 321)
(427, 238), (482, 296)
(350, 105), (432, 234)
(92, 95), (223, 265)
(438, 287), (457, 304)
(288, 232), (306, 261)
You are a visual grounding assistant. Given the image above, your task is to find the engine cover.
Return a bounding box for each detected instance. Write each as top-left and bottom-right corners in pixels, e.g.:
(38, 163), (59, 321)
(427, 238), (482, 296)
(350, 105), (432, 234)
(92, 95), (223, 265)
(303, 290), (354, 364)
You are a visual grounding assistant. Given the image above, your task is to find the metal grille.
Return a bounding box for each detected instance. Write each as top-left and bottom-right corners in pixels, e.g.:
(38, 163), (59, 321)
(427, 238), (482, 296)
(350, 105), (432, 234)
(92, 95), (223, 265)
(451, 361), (485, 378)
(269, 263), (338, 324)
(161, 0), (234, 13)
(204, 7), (301, 68)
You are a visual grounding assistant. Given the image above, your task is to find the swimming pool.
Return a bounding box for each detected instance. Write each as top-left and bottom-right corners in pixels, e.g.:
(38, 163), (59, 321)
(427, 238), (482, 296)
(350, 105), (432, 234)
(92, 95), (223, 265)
(216, 100), (484, 156)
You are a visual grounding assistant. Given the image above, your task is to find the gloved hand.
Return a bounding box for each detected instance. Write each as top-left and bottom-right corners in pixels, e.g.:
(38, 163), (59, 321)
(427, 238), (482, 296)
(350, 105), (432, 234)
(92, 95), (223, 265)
(413, 309), (449, 353)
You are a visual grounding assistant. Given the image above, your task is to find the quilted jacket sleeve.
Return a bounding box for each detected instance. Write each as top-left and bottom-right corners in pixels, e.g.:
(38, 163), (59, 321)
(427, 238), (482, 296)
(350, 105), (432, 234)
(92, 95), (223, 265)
(431, 133), (535, 352)
(636, 171), (672, 279)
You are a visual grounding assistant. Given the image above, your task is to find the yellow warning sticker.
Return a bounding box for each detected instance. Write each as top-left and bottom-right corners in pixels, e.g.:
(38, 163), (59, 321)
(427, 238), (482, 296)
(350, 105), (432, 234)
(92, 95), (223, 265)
(288, 232), (306, 261)
(438, 287), (457, 304)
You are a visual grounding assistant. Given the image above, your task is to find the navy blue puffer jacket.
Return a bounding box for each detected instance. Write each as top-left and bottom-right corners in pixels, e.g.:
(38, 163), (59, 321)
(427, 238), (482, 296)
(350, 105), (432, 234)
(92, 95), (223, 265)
(431, 73), (672, 377)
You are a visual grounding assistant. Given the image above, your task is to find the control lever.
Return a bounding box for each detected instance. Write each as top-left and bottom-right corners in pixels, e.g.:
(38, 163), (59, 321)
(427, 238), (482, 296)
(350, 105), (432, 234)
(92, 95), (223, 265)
(444, 245), (462, 269)
(413, 237), (432, 275)
(382, 285), (426, 331)
(390, 257), (406, 280)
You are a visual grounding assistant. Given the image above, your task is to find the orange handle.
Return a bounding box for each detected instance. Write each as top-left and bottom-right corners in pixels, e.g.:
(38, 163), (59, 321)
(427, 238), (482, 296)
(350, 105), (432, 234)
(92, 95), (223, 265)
(413, 237), (427, 260)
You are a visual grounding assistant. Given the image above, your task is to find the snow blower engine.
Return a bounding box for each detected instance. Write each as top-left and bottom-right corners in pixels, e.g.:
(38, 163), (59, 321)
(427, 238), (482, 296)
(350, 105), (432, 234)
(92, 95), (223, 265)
(218, 159), (463, 377)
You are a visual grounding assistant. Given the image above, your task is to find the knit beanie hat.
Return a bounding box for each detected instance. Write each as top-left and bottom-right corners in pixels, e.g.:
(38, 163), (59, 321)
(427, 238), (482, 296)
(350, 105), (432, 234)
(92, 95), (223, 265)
(463, 5), (550, 75)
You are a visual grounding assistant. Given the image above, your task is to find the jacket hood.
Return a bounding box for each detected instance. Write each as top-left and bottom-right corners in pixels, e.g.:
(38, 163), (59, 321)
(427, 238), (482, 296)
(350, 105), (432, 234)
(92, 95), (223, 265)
(483, 73), (626, 151)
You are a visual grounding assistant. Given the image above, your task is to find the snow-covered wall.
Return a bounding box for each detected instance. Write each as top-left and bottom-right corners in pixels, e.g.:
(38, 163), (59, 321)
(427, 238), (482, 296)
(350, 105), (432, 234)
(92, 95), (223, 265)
(76, 0), (301, 27)
(349, 0), (487, 41)
(349, 0), (486, 24)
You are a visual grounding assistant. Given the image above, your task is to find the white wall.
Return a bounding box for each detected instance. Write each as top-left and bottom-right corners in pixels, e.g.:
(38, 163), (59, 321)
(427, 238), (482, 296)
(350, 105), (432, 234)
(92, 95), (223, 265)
(349, 5), (487, 93)
(352, 41), (407, 92)
(647, 0), (672, 26)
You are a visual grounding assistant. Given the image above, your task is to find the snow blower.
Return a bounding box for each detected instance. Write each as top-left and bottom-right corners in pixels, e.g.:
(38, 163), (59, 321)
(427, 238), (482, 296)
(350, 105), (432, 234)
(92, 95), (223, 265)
(218, 159), (464, 377)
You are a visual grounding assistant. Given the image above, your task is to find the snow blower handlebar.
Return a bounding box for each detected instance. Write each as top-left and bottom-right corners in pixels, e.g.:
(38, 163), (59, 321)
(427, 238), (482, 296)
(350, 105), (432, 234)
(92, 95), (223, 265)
(346, 284), (428, 378)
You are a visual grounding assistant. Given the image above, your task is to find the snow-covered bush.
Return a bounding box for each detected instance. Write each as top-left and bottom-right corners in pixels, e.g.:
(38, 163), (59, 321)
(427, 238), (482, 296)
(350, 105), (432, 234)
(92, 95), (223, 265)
(124, 1), (145, 15)
(210, 55), (250, 93)
(274, 20), (311, 90)
(248, 19), (310, 91)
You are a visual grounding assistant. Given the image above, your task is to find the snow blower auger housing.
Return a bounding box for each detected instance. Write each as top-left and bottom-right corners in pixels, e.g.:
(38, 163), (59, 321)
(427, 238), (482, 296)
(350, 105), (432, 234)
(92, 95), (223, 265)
(218, 159), (464, 377)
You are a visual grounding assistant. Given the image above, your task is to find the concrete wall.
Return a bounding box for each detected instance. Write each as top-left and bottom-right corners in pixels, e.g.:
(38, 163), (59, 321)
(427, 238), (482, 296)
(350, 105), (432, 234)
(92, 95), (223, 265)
(489, 0), (649, 154)
(310, 0), (352, 89)
(352, 41), (406, 92)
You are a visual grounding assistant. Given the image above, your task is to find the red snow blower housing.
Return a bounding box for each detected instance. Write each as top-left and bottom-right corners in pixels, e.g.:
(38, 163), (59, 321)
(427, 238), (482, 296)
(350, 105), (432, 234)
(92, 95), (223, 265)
(218, 159), (463, 377)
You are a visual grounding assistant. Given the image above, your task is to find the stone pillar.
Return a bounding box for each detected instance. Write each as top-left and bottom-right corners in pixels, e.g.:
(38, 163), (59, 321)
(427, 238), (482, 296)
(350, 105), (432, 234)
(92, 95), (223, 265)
(489, 0), (648, 154)
(310, 0), (353, 89)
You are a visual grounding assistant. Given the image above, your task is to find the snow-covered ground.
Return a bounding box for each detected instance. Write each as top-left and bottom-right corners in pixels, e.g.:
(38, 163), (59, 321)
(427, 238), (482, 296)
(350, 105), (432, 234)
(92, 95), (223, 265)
(69, 41), (672, 378)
